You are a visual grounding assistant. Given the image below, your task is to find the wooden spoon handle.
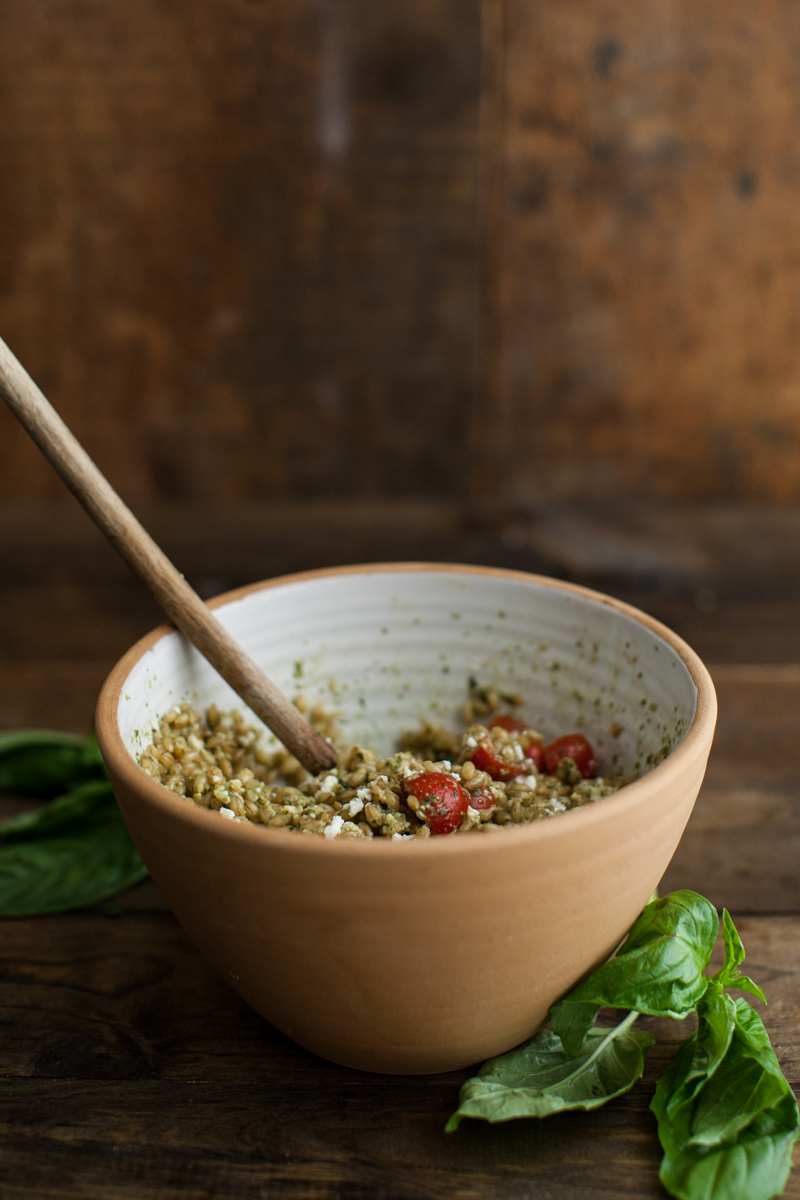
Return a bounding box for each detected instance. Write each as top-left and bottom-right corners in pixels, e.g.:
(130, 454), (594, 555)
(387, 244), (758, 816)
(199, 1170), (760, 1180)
(0, 337), (336, 773)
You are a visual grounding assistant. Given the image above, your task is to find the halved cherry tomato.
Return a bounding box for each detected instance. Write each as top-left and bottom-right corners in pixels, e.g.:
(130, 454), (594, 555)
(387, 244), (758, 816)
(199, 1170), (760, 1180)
(469, 740), (525, 782)
(406, 771), (469, 835)
(525, 740), (545, 771)
(468, 787), (496, 811)
(543, 734), (596, 778)
(487, 714), (527, 734)
(483, 717), (545, 773)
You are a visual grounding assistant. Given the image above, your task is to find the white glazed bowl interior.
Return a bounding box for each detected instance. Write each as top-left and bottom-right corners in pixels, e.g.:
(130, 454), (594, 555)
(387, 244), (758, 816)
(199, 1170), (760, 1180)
(117, 566), (696, 781)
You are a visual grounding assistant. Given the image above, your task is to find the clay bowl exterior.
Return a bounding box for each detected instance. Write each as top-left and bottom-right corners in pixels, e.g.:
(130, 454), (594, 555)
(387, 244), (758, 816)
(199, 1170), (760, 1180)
(96, 564), (716, 1075)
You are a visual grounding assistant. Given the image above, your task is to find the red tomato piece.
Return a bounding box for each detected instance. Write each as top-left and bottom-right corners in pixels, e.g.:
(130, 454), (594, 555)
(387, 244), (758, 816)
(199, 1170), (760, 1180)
(469, 740), (525, 782)
(525, 740), (545, 771)
(487, 714), (527, 734)
(468, 787), (496, 811)
(543, 734), (596, 778)
(406, 771), (469, 835)
(486, 716), (544, 771)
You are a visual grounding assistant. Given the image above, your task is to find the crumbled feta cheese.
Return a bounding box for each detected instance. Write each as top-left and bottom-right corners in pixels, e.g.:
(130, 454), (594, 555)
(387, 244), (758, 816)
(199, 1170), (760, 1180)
(391, 832), (412, 840)
(402, 764), (420, 779)
(520, 774), (538, 787)
(377, 774), (389, 782)
(219, 807), (236, 820)
(514, 743), (524, 760)
(324, 815), (345, 839)
(317, 774), (340, 796)
(344, 797), (364, 818)
(440, 760), (451, 770)
(465, 736), (477, 748)
(355, 785), (372, 801)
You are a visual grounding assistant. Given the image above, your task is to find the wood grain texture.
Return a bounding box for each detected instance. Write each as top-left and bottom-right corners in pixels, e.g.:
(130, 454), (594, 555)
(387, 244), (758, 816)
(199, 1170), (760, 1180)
(0, 0), (481, 505)
(0, 913), (796, 1199)
(10, 495), (800, 613)
(5, 2), (800, 516)
(661, 666), (800, 910)
(477, 0), (800, 507)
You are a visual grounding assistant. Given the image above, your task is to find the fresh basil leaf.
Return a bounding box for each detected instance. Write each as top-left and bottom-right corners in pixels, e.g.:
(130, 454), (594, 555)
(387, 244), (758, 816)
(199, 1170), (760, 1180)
(0, 730), (106, 796)
(682, 1002), (792, 1149)
(653, 983), (738, 1148)
(549, 1001), (600, 1058)
(652, 999), (800, 1200)
(718, 909), (746, 977)
(711, 910), (767, 1005)
(0, 781), (147, 916)
(553, 892), (718, 1047)
(660, 1120), (799, 1200)
(0, 779), (114, 839)
(653, 1034), (701, 1159)
(446, 1011), (655, 1131)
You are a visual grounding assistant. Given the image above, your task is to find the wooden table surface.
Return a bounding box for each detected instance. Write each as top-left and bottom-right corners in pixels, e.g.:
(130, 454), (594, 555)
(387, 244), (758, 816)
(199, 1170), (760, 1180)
(1, 588), (799, 1199)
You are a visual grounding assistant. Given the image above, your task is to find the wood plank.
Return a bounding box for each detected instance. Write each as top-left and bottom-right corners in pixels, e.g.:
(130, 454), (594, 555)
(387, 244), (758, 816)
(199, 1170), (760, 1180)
(0, 662), (116, 732)
(0, 1078), (667, 1200)
(6, 498), (800, 594)
(8, 500), (800, 653)
(0, 914), (795, 1198)
(0, 499), (465, 590)
(0, 912), (791, 1085)
(523, 505), (800, 597)
(0, 1078), (676, 1200)
(4, 0), (800, 529)
(662, 786), (800, 912)
(479, 0), (800, 508)
(7, 547), (800, 679)
(608, 595), (800, 665)
(704, 674), (800, 792)
(662, 667), (800, 909)
(0, 913), (280, 1082)
(0, 0), (481, 507)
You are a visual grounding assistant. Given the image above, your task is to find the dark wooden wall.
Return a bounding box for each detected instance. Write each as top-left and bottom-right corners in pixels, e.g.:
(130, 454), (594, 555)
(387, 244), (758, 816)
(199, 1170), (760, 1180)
(0, 0), (481, 503)
(2, 0), (800, 512)
(478, 0), (800, 508)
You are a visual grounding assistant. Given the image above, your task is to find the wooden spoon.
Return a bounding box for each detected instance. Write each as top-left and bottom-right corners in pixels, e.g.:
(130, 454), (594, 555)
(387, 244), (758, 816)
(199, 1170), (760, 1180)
(0, 337), (337, 774)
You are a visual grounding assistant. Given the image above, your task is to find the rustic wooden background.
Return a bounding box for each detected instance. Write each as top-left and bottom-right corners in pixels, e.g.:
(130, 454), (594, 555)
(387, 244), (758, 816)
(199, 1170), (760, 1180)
(2, 0), (800, 517)
(2, 4), (800, 1196)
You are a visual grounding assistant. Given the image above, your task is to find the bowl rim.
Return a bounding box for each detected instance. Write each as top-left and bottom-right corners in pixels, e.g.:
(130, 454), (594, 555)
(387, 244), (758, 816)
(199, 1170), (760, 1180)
(95, 562), (717, 861)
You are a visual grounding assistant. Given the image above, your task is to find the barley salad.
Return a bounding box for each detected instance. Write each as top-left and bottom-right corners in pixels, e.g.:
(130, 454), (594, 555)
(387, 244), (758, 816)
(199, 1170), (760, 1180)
(136, 680), (632, 839)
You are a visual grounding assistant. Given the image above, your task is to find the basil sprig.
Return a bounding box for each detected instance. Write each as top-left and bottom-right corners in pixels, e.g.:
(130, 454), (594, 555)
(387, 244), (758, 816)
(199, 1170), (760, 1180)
(0, 731), (147, 916)
(651, 913), (794, 1200)
(448, 891), (800, 1200)
(653, 996), (798, 1200)
(551, 891), (719, 1054)
(0, 729), (106, 795)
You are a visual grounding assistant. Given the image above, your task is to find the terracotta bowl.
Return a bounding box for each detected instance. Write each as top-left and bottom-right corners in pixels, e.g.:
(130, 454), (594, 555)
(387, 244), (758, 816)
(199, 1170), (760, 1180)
(96, 564), (716, 1074)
